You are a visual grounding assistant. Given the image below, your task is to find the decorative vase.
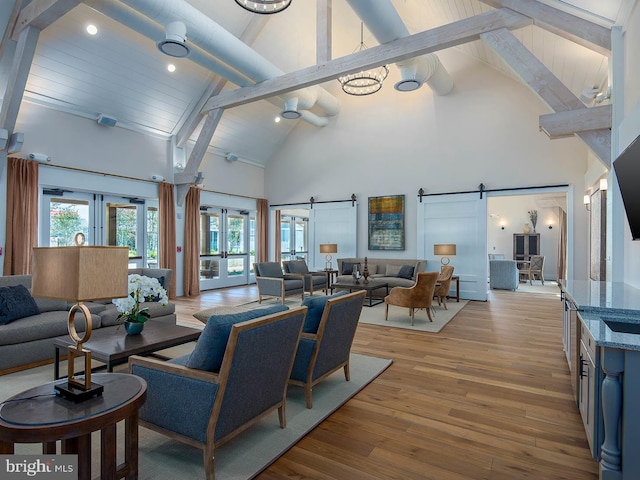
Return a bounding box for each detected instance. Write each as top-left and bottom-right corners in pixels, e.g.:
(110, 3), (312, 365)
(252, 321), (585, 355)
(352, 264), (361, 284)
(362, 257), (370, 284)
(124, 321), (144, 335)
(523, 223), (531, 234)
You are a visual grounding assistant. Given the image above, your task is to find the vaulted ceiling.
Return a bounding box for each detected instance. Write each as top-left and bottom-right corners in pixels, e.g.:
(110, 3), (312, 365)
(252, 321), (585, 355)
(0, 0), (629, 172)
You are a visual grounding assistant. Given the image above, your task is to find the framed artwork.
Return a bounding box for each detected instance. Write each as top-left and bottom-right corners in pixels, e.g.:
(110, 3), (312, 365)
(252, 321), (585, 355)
(368, 195), (405, 250)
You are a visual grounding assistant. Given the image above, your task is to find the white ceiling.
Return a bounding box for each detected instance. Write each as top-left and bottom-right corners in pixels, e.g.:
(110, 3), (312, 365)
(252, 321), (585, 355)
(4, 0), (630, 167)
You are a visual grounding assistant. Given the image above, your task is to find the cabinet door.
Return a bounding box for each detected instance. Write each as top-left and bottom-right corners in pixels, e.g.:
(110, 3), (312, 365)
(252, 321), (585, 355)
(513, 234), (525, 260)
(578, 340), (597, 457)
(528, 234), (539, 256)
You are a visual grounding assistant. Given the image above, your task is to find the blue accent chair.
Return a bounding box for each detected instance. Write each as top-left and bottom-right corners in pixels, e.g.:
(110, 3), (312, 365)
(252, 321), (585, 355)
(282, 260), (328, 295)
(489, 259), (519, 290)
(129, 307), (306, 480)
(289, 291), (366, 408)
(253, 262), (305, 304)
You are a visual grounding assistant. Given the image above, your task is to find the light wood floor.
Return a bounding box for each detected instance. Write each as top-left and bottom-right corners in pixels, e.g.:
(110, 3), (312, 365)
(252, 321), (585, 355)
(174, 286), (598, 480)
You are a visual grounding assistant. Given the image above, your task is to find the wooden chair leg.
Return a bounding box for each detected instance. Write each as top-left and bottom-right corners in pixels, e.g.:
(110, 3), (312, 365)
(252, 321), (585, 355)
(426, 308), (433, 322)
(278, 403), (286, 428)
(343, 363), (350, 381)
(385, 303), (389, 320)
(442, 296), (448, 310)
(410, 308), (415, 326)
(305, 384), (313, 409)
(203, 446), (215, 480)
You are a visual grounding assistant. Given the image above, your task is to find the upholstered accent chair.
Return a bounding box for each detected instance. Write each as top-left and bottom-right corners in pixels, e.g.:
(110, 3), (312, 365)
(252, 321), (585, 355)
(129, 307), (306, 480)
(489, 260), (519, 290)
(520, 255), (545, 285)
(384, 271), (439, 325)
(289, 291), (366, 409)
(434, 265), (455, 310)
(282, 259), (328, 295)
(253, 262), (305, 304)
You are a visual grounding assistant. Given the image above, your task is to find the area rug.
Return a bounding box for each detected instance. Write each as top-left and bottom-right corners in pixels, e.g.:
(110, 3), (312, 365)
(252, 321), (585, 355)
(515, 280), (561, 296)
(358, 300), (469, 333)
(0, 352), (392, 480)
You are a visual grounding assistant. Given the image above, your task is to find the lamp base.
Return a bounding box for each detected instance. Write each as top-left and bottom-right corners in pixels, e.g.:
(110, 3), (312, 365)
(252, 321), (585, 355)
(55, 381), (104, 403)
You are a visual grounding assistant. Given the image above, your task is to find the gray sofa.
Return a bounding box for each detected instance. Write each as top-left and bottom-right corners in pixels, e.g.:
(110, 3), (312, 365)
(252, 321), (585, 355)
(335, 258), (429, 296)
(0, 268), (176, 372)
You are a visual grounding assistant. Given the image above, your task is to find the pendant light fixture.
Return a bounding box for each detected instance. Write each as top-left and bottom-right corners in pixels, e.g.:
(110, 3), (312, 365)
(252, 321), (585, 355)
(338, 23), (389, 96)
(234, 0), (292, 14)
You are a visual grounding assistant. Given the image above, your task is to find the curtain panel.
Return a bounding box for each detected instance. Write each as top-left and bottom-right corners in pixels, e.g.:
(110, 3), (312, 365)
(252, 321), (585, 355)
(3, 157), (39, 275)
(183, 186), (201, 297)
(159, 182), (177, 299)
(557, 208), (567, 281)
(257, 198), (268, 263)
(274, 209), (281, 263)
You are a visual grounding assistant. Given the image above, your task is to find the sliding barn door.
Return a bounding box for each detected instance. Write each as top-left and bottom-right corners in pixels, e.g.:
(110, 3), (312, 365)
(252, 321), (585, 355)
(417, 193), (488, 301)
(308, 202), (358, 271)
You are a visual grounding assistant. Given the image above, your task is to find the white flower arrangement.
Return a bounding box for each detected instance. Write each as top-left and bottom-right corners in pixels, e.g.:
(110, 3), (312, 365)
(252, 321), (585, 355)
(113, 274), (168, 324)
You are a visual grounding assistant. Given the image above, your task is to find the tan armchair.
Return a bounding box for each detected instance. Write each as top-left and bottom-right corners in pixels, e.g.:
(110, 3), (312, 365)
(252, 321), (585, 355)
(384, 271), (439, 325)
(434, 265), (455, 310)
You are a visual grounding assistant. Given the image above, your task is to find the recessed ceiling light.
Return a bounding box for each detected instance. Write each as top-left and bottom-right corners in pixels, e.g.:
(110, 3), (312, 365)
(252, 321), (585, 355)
(86, 24), (98, 35)
(167, 64), (176, 73)
(274, 116), (281, 123)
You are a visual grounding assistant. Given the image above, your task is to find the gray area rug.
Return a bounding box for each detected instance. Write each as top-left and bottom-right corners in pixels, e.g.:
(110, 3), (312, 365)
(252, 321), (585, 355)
(358, 300), (469, 333)
(1, 352), (392, 480)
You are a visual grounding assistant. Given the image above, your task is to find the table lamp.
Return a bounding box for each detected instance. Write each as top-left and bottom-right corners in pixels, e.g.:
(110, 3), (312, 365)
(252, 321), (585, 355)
(434, 243), (456, 266)
(319, 243), (338, 271)
(31, 240), (129, 402)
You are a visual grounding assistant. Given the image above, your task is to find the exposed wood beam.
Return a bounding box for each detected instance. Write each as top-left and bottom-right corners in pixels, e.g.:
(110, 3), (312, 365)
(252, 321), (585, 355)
(175, 109), (224, 206)
(202, 8), (530, 113)
(317, 0), (332, 63)
(481, 28), (610, 167)
(0, 0), (23, 60)
(12, 0), (81, 41)
(175, 15), (268, 147)
(478, 0), (611, 55)
(539, 105), (611, 139)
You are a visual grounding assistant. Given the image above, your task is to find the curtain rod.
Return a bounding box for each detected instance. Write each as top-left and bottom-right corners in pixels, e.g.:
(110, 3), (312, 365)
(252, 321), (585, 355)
(417, 183), (569, 201)
(271, 194), (357, 209)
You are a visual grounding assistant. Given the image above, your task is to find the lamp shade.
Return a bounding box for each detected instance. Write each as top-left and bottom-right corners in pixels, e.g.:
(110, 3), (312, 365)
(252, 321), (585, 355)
(319, 243), (338, 254)
(434, 244), (456, 256)
(32, 246), (129, 301)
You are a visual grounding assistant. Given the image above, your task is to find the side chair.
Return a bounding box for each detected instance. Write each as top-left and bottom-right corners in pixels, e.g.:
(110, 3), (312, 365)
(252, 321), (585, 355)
(282, 259), (328, 295)
(384, 271), (439, 325)
(129, 307), (306, 480)
(521, 255), (545, 285)
(434, 265), (455, 310)
(253, 261), (305, 304)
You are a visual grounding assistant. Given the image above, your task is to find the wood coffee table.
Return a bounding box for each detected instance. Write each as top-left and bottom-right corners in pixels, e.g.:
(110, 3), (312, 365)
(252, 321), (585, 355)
(330, 280), (389, 307)
(54, 321), (201, 379)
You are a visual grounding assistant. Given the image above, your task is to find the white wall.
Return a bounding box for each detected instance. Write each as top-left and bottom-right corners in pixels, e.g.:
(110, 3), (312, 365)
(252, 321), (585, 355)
(265, 50), (590, 279)
(487, 194), (562, 281)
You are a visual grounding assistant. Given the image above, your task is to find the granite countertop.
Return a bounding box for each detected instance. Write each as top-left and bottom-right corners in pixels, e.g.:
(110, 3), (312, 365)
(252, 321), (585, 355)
(560, 280), (640, 351)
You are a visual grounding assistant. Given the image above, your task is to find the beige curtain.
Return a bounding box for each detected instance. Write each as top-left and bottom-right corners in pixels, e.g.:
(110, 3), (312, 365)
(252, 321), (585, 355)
(183, 186), (201, 297)
(257, 198), (268, 262)
(557, 208), (567, 281)
(159, 182), (177, 299)
(274, 209), (281, 263)
(3, 157), (39, 275)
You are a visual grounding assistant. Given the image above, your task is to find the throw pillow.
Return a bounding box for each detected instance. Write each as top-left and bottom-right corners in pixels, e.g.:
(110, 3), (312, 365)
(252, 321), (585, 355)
(301, 291), (348, 333)
(385, 264), (402, 277)
(286, 260), (310, 274)
(397, 265), (415, 280)
(341, 262), (360, 275)
(0, 285), (40, 325)
(186, 304), (289, 372)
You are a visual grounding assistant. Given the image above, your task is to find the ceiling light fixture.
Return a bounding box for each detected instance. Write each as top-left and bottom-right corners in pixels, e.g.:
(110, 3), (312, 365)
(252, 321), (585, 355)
(274, 116), (281, 123)
(167, 64), (176, 73)
(338, 23), (388, 96)
(86, 24), (98, 35)
(234, 0), (292, 14)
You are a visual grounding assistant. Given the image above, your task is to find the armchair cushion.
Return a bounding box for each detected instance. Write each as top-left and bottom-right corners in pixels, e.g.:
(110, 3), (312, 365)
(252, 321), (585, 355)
(186, 304), (289, 372)
(289, 337), (317, 381)
(301, 291), (347, 333)
(257, 262), (284, 278)
(285, 260), (310, 274)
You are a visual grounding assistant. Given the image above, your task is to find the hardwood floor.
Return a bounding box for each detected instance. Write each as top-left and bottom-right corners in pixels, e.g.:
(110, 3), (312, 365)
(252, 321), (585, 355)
(174, 287), (598, 480)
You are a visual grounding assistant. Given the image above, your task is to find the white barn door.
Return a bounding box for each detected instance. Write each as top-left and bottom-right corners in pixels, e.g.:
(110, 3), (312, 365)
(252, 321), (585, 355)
(308, 202), (358, 271)
(417, 193), (488, 301)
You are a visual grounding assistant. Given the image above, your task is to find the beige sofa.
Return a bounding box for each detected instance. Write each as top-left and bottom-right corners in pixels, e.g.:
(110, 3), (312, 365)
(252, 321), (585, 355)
(335, 258), (429, 295)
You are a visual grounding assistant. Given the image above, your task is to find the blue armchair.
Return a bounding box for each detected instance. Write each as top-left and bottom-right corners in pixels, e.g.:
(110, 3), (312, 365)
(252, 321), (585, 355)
(489, 259), (519, 290)
(282, 259), (328, 295)
(289, 291), (366, 408)
(129, 307), (306, 480)
(253, 262), (305, 304)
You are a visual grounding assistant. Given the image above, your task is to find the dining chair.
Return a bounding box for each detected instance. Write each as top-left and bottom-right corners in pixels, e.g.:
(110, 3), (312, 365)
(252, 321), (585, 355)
(520, 255), (545, 285)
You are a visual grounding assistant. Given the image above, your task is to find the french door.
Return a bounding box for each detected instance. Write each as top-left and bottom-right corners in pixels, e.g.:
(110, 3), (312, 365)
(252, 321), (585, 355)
(280, 215), (308, 262)
(40, 190), (159, 268)
(199, 207), (254, 290)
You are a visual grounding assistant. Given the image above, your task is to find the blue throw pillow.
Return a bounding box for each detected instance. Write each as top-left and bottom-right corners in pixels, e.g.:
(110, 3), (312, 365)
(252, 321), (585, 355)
(186, 304), (289, 372)
(341, 262), (360, 275)
(397, 265), (415, 280)
(0, 285), (40, 325)
(301, 291), (348, 333)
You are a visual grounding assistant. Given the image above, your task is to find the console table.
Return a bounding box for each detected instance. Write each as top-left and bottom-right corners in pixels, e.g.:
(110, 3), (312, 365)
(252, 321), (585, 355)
(0, 373), (146, 480)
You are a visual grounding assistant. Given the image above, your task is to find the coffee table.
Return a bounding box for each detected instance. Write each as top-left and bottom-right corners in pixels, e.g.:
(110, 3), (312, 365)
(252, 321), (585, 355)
(330, 280), (389, 307)
(54, 321), (201, 379)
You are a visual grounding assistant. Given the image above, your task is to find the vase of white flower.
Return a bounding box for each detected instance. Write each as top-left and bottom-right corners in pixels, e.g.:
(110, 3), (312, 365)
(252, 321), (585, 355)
(113, 274), (169, 335)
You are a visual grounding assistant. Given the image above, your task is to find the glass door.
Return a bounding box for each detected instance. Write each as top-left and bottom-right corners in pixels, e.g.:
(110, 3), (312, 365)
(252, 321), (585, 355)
(41, 190), (95, 246)
(280, 215), (308, 262)
(200, 208), (254, 290)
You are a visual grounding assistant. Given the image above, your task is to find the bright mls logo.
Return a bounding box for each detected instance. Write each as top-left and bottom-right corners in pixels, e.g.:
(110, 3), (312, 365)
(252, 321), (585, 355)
(1, 455), (77, 479)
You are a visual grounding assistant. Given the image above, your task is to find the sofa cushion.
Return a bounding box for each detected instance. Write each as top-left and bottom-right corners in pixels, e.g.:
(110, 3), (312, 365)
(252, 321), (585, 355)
(341, 262), (361, 275)
(32, 297), (68, 313)
(301, 291), (347, 333)
(397, 265), (415, 280)
(0, 311), (102, 346)
(385, 264), (402, 277)
(286, 261), (310, 274)
(364, 264), (377, 275)
(258, 263), (284, 278)
(186, 304), (289, 372)
(99, 302), (176, 327)
(0, 285), (40, 325)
